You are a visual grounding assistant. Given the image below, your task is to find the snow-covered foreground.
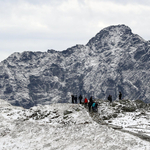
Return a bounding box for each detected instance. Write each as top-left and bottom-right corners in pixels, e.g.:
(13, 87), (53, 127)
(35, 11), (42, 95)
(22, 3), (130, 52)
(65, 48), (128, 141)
(96, 99), (150, 138)
(0, 99), (150, 150)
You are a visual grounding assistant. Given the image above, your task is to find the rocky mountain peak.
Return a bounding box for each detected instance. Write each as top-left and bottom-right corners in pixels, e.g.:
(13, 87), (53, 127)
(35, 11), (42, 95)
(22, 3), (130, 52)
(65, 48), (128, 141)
(0, 24), (150, 108)
(86, 24), (133, 50)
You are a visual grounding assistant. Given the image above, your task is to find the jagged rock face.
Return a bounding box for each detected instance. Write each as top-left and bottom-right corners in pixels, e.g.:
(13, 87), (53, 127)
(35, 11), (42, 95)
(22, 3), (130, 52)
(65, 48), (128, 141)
(0, 24), (150, 108)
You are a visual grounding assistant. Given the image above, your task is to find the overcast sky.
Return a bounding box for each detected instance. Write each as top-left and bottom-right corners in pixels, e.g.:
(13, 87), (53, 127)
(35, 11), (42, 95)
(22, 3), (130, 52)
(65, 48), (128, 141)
(0, 0), (150, 62)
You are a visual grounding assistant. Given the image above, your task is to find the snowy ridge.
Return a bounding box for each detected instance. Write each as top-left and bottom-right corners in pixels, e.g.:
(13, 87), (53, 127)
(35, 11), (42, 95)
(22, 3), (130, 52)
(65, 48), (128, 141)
(0, 24), (150, 108)
(92, 99), (150, 138)
(0, 99), (150, 150)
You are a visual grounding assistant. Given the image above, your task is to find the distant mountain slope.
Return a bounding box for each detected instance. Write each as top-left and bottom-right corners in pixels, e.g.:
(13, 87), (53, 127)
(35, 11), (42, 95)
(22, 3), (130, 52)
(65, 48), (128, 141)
(0, 24), (150, 108)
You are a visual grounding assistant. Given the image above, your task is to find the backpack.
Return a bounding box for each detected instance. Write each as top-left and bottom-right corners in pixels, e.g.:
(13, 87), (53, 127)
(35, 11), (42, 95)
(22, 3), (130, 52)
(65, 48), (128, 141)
(92, 103), (95, 107)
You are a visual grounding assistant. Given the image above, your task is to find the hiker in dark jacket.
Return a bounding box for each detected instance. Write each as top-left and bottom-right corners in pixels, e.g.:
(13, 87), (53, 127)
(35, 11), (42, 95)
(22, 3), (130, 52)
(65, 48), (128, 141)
(119, 91), (122, 100)
(88, 96), (93, 112)
(88, 101), (92, 112)
(108, 95), (112, 103)
(74, 95), (77, 104)
(71, 95), (74, 103)
(79, 95), (83, 104)
(89, 96), (93, 103)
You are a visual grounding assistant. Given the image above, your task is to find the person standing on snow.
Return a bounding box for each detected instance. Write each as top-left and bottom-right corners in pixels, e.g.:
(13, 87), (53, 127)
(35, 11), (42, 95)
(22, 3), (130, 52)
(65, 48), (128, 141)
(71, 95), (74, 103)
(79, 94), (83, 104)
(89, 96), (93, 103)
(88, 96), (93, 112)
(119, 91), (122, 100)
(108, 95), (112, 103)
(92, 101), (98, 112)
(84, 97), (88, 107)
(74, 95), (77, 104)
(92, 101), (96, 112)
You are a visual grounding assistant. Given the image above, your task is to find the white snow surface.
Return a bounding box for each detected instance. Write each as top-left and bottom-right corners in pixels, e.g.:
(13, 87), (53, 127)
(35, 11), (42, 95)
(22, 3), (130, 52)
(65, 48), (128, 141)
(0, 99), (150, 150)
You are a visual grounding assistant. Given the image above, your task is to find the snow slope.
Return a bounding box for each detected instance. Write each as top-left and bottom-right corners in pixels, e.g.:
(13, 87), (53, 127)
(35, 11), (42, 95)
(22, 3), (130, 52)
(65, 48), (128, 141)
(92, 99), (150, 140)
(0, 99), (150, 150)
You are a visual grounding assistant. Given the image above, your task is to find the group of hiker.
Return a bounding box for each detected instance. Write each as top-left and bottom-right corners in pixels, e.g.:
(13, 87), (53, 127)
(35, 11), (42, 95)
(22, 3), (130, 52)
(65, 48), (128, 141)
(71, 95), (83, 104)
(88, 96), (98, 112)
(107, 91), (122, 103)
(71, 95), (98, 112)
(71, 91), (123, 112)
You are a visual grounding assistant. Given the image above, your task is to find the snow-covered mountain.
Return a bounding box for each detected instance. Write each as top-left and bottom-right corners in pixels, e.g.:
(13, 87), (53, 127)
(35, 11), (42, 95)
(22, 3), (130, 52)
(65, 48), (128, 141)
(1, 99), (150, 150)
(0, 24), (150, 108)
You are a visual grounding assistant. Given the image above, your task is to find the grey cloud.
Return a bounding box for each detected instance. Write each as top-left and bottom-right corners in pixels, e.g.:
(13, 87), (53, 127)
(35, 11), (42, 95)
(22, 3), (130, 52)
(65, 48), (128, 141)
(0, 0), (150, 62)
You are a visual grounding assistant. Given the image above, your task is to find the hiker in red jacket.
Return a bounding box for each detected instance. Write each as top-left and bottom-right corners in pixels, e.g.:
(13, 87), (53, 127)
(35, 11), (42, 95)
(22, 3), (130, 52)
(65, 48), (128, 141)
(84, 97), (88, 107)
